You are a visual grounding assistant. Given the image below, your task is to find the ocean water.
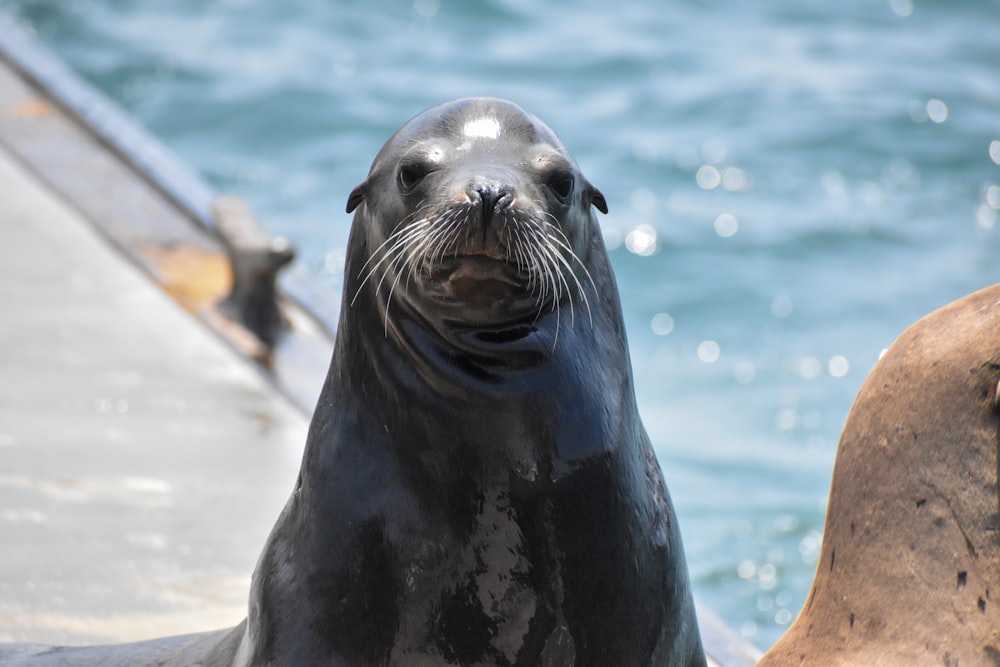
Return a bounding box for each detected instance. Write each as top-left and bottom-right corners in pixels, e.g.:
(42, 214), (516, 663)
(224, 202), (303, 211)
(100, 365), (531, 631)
(4, 0), (998, 650)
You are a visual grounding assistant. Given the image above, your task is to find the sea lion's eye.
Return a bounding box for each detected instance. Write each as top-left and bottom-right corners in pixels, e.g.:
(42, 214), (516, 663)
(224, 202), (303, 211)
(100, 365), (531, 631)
(548, 174), (575, 201)
(398, 163), (429, 192)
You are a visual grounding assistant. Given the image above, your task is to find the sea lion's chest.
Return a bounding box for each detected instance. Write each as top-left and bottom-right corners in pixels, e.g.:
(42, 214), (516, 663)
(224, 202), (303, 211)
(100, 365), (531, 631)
(389, 487), (575, 665)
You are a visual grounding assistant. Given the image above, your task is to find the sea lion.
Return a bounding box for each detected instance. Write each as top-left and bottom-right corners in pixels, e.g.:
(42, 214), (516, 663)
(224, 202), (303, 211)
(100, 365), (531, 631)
(1, 97), (706, 666)
(758, 283), (1000, 666)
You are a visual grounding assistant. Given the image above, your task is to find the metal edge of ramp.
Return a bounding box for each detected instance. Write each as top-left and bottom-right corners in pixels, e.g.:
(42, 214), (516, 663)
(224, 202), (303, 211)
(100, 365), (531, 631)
(0, 12), (216, 229)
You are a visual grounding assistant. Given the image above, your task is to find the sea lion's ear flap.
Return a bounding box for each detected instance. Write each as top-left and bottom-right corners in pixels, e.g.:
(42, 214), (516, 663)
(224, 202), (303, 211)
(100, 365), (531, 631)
(589, 186), (609, 215)
(346, 183), (367, 214)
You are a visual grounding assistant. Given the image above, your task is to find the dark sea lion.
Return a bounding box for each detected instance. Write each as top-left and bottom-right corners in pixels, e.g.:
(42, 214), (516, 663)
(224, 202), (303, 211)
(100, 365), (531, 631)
(1, 97), (705, 666)
(758, 283), (1000, 666)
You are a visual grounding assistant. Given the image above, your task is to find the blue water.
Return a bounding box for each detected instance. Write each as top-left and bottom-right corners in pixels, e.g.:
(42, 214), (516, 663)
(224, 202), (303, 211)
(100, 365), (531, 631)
(5, 0), (999, 650)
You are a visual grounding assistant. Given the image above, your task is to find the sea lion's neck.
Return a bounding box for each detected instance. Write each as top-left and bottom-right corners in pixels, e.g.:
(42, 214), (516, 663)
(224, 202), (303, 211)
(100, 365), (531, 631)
(318, 247), (632, 489)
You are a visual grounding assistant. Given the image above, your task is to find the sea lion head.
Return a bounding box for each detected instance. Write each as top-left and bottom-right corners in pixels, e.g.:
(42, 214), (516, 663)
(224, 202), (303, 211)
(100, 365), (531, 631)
(345, 97), (608, 340)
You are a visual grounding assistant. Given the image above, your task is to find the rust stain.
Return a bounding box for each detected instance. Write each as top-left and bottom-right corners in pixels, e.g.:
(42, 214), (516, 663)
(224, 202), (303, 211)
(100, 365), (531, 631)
(12, 98), (54, 119)
(140, 244), (272, 368)
(141, 244), (231, 314)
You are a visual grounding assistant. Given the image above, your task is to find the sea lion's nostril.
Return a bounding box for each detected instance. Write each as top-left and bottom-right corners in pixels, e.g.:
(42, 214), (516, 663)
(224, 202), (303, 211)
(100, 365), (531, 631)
(471, 181), (514, 224)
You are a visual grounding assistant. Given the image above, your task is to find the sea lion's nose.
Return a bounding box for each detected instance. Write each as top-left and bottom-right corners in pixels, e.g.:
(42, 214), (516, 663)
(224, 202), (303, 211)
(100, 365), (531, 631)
(469, 179), (514, 224)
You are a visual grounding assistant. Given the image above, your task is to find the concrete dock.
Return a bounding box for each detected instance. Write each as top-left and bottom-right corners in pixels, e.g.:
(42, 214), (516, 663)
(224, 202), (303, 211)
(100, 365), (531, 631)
(0, 141), (308, 644)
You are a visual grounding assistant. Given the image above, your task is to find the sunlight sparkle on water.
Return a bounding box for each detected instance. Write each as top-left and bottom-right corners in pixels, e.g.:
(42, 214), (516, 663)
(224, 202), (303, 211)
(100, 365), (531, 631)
(721, 166), (748, 191)
(798, 530), (822, 561)
(828, 355), (850, 378)
(697, 340), (721, 363)
(926, 98), (948, 124)
(714, 213), (739, 237)
(651, 312), (675, 336)
(757, 563), (777, 590)
(888, 0), (913, 17)
(988, 185), (1000, 210)
(770, 295), (794, 319)
(733, 361), (756, 384)
(625, 224), (658, 256)
(981, 185), (1000, 228)
(776, 409), (797, 431)
(977, 205), (997, 230)
(696, 165), (721, 190)
(796, 357), (823, 380)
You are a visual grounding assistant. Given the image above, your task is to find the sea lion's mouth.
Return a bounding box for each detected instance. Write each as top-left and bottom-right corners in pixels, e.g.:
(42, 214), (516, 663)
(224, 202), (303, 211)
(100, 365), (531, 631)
(473, 324), (535, 344)
(418, 255), (528, 293)
(411, 254), (542, 320)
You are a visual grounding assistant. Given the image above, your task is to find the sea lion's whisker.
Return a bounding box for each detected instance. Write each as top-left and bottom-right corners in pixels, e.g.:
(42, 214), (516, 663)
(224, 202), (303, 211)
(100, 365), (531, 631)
(426, 207), (467, 267)
(539, 234), (592, 327)
(524, 236), (553, 310)
(369, 221), (433, 300)
(353, 215), (427, 282)
(352, 201), (430, 279)
(536, 237), (578, 328)
(399, 223), (439, 291)
(536, 207), (599, 312)
(352, 218), (434, 305)
(507, 224), (534, 292)
(510, 211), (542, 293)
(518, 218), (565, 315)
(381, 224), (443, 334)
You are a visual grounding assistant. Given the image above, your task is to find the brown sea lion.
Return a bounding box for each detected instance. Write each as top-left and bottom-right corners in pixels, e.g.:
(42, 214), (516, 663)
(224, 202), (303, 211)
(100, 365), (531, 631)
(758, 283), (1000, 666)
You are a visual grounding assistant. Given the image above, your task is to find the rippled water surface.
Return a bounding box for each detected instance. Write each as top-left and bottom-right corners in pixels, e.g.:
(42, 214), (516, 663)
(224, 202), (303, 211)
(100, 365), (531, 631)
(4, 0), (998, 649)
